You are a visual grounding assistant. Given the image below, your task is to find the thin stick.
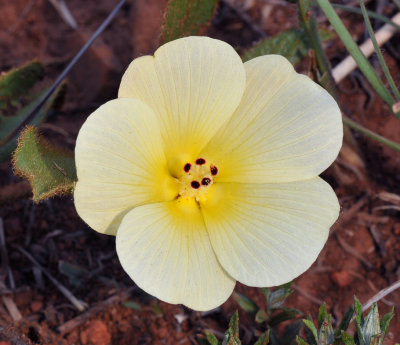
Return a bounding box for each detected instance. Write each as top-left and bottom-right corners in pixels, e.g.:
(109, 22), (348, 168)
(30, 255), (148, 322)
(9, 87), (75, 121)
(332, 12), (400, 84)
(362, 279), (400, 311)
(16, 245), (88, 311)
(0, 0), (127, 146)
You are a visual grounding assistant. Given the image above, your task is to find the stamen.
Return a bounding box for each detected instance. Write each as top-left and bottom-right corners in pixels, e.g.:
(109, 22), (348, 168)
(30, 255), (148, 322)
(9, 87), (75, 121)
(183, 163), (191, 172)
(191, 181), (200, 189)
(195, 158), (206, 165)
(201, 178), (211, 186)
(210, 165), (218, 175)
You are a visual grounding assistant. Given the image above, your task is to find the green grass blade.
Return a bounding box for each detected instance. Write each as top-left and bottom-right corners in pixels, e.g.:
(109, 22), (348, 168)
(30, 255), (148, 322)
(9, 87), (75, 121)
(317, 0), (396, 113)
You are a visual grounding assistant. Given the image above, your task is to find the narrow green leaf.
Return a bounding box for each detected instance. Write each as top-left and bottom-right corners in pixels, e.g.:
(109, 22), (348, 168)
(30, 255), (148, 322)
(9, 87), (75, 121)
(267, 283), (293, 310)
(319, 317), (335, 345)
(281, 320), (303, 345)
(0, 84), (64, 162)
(233, 292), (258, 314)
(333, 306), (354, 345)
(317, 0), (397, 115)
(123, 301), (142, 311)
(318, 303), (328, 328)
(354, 297), (366, 345)
(296, 336), (310, 345)
(161, 0), (218, 43)
(12, 126), (77, 202)
(341, 331), (356, 345)
(303, 320), (318, 345)
(0, 60), (43, 110)
(255, 309), (269, 324)
(205, 332), (220, 345)
(254, 330), (270, 345)
(222, 311), (241, 345)
(380, 307), (394, 336)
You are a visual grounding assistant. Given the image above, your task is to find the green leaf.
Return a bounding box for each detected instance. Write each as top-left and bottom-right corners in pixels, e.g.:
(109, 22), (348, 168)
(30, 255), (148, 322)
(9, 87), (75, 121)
(354, 297), (365, 345)
(318, 303), (328, 328)
(161, 0), (218, 43)
(318, 316), (334, 345)
(0, 84), (64, 162)
(302, 320), (318, 345)
(241, 28), (333, 65)
(269, 308), (301, 326)
(341, 331), (356, 345)
(58, 260), (88, 287)
(380, 307), (394, 337)
(0, 60), (43, 110)
(233, 292), (258, 314)
(222, 311), (241, 345)
(362, 303), (382, 345)
(205, 332), (220, 345)
(254, 330), (270, 345)
(333, 306), (354, 345)
(296, 336), (310, 345)
(267, 283), (293, 311)
(123, 301), (142, 311)
(12, 126), (77, 202)
(281, 320), (303, 345)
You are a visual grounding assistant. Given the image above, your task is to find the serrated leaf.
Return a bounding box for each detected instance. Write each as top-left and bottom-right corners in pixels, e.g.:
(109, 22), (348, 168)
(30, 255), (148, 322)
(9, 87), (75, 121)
(296, 336), (309, 345)
(123, 300), (141, 311)
(380, 307), (394, 337)
(0, 60), (43, 110)
(341, 331), (356, 345)
(318, 303), (328, 328)
(233, 292), (258, 314)
(254, 330), (270, 345)
(241, 28), (334, 66)
(333, 306), (354, 345)
(269, 308), (301, 326)
(0, 84), (64, 162)
(12, 126), (76, 202)
(362, 304), (381, 345)
(303, 320), (318, 345)
(161, 0), (218, 43)
(222, 311), (241, 345)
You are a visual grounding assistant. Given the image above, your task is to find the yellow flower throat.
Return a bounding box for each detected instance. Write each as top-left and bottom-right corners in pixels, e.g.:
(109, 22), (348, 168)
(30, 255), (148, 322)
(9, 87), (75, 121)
(178, 158), (218, 202)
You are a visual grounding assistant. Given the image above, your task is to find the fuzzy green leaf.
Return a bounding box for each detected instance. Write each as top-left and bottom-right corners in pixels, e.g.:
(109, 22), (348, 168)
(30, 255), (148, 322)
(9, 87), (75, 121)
(233, 292), (258, 314)
(380, 307), (394, 337)
(241, 28), (334, 65)
(303, 320), (318, 345)
(0, 84), (64, 162)
(267, 283), (293, 311)
(255, 309), (269, 324)
(254, 330), (270, 345)
(0, 60), (43, 110)
(341, 331), (356, 345)
(161, 0), (218, 43)
(269, 308), (301, 326)
(222, 311), (241, 345)
(12, 126), (77, 202)
(205, 332), (220, 345)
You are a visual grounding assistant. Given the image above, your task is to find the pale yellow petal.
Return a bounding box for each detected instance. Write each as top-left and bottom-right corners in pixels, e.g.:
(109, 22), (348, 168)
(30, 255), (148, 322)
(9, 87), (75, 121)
(74, 98), (178, 235)
(116, 198), (235, 311)
(118, 36), (246, 175)
(201, 55), (343, 183)
(201, 178), (339, 286)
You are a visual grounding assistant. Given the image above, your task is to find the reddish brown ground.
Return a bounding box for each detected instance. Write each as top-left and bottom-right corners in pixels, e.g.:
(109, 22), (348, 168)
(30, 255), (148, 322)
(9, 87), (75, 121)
(0, 0), (400, 344)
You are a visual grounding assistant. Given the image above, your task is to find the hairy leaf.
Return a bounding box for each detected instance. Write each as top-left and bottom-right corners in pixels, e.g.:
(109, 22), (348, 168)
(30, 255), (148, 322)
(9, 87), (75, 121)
(12, 126), (76, 202)
(161, 0), (218, 43)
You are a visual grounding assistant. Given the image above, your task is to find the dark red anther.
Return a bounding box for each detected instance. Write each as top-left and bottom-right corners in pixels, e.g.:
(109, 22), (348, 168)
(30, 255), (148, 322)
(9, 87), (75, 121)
(191, 181), (200, 189)
(183, 163), (191, 172)
(210, 165), (218, 175)
(201, 178), (211, 186)
(195, 158), (206, 165)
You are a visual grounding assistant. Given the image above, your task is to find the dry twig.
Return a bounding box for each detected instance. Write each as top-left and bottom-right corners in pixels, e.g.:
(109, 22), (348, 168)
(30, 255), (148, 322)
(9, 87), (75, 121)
(362, 279), (400, 311)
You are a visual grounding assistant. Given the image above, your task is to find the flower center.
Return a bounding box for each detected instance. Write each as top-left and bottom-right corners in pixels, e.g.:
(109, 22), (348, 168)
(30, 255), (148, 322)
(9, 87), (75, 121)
(178, 158), (218, 201)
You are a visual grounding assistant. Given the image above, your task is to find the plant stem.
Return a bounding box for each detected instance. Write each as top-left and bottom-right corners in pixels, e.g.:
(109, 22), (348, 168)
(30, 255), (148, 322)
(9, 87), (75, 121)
(343, 116), (400, 151)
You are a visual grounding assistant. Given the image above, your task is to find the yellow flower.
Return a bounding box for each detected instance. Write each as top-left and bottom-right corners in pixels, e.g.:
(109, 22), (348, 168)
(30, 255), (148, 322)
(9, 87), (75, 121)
(74, 36), (342, 311)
